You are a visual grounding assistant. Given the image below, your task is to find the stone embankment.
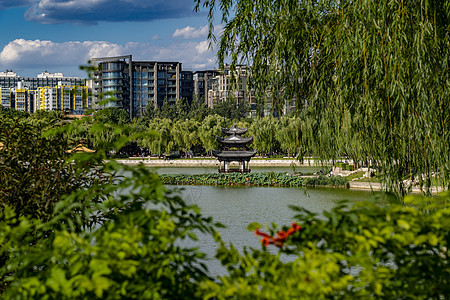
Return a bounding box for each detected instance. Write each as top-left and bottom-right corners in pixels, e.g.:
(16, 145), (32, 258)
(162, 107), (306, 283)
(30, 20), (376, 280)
(116, 158), (327, 167)
(348, 181), (444, 193)
(117, 159), (443, 193)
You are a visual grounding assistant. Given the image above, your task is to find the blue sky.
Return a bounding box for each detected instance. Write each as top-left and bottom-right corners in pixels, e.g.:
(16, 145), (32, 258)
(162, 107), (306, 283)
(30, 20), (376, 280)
(0, 0), (220, 78)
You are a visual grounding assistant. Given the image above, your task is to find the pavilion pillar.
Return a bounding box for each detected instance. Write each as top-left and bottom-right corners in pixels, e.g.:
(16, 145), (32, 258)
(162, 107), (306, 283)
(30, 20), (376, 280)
(225, 161), (229, 172)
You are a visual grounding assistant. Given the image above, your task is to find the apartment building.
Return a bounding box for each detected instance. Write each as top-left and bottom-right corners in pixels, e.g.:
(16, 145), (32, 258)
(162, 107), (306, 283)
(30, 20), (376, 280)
(35, 86), (90, 114)
(0, 85), (90, 114)
(14, 88), (34, 113)
(181, 71), (194, 104)
(0, 70), (83, 89)
(206, 65), (257, 116)
(193, 70), (220, 105)
(90, 55), (186, 118)
(0, 88), (12, 109)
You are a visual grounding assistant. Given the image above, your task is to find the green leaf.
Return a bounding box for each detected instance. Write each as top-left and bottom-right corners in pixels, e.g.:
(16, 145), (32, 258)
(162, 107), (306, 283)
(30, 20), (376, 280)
(247, 222), (262, 231)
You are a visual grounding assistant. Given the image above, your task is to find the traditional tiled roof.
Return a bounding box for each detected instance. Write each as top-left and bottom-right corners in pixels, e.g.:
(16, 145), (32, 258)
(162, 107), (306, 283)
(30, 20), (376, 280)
(212, 150), (257, 162)
(216, 135), (253, 145)
(221, 126), (248, 135)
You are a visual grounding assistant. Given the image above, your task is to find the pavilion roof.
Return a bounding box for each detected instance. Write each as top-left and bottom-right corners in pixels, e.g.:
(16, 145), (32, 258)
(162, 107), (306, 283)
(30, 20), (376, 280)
(66, 144), (96, 153)
(221, 126), (248, 135)
(212, 150), (257, 162)
(216, 135), (253, 145)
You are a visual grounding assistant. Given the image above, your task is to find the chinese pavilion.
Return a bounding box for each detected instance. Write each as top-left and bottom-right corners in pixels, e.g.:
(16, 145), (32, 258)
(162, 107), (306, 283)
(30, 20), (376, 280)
(212, 125), (257, 173)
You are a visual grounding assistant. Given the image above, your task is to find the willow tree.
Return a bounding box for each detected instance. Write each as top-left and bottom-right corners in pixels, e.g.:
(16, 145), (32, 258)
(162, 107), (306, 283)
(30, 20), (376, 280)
(276, 116), (302, 158)
(138, 118), (175, 156)
(198, 114), (228, 155)
(250, 116), (279, 156)
(197, 0), (450, 194)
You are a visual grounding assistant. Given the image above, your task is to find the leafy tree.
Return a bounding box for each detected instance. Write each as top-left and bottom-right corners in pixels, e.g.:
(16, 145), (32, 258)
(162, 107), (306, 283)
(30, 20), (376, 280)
(187, 95), (212, 121)
(249, 116), (279, 156)
(31, 109), (63, 121)
(138, 118), (174, 156)
(0, 116), (103, 223)
(1, 113), (449, 299)
(213, 97), (249, 120)
(196, 0), (450, 194)
(140, 102), (158, 124)
(276, 115), (302, 157)
(0, 115), (221, 298)
(174, 99), (190, 120)
(158, 99), (175, 120)
(94, 107), (130, 124)
(0, 106), (29, 119)
(171, 119), (201, 156)
(198, 114), (228, 155)
(201, 193), (450, 299)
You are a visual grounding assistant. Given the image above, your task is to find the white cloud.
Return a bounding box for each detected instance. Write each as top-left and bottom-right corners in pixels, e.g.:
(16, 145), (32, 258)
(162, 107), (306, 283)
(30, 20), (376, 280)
(127, 40), (217, 70)
(173, 25), (209, 39)
(0, 39), (126, 67)
(0, 38), (217, 74)
(195, 41), (210, 54)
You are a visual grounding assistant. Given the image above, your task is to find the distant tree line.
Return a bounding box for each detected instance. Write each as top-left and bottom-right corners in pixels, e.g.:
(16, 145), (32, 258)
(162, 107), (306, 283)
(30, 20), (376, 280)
(0, 106), (385, 163)
(1, 104), (303, 158)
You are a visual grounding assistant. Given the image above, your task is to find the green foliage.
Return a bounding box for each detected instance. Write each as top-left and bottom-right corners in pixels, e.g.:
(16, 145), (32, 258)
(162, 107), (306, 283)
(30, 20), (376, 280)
(1, 164), (218, 299)
(138, 118), (174, 156)
(201, 193), (450, 299)
(0, 116), (103, 222)
(249, 116), (279, 155)
(196, 0), (450, 194)
(0, 106), (29, 118)
(187, 96), (213, 121)
(276, 115), (302, 157)
(160, 173), (348, 188)
(94, 107), (130, 124)
(171, 118), (201, 155)
(213, 97), (249, 120)
(0, 114), (220, 298)
(198, 114), (228, 155)
(1, 112), (449, 299)
(141, 97), (213, 123)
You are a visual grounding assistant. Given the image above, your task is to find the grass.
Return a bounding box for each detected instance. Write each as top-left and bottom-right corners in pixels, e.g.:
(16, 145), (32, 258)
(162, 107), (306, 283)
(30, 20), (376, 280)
(354, 176), (381, 183)
(345, 171), (365, 181)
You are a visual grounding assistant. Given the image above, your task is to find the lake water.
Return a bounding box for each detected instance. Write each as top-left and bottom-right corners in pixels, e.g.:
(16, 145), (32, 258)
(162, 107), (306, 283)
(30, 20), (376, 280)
(157, 166), (374, 276)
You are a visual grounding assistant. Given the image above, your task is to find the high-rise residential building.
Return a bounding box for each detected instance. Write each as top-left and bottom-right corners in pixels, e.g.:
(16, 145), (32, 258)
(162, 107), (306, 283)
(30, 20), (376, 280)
(193, 70), (220, 105)
(181, 71), (194, 104)
(90, 55), (132, 113)
(35, 86), (90, 114)
(90, 55), (186, 118)
(207, 65), (256, 116)
(13, 88), (34, 113)
(0, 70), (83, 89)
(0, 85), (90, 114)
(0, 71), (90, 114)
(204, 65), (297, 117)
(0, 88), (13, 109)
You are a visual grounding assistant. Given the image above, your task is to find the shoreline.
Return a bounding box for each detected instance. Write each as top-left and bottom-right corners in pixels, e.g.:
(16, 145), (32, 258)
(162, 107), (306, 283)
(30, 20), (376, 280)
(116, 158), (328, 167)
(116, 159), (443, 194)
(348, 181), (444, 194)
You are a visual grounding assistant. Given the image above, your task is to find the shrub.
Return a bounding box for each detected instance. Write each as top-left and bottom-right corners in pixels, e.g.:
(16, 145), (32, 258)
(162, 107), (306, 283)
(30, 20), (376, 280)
(202, 193), (450, 299)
